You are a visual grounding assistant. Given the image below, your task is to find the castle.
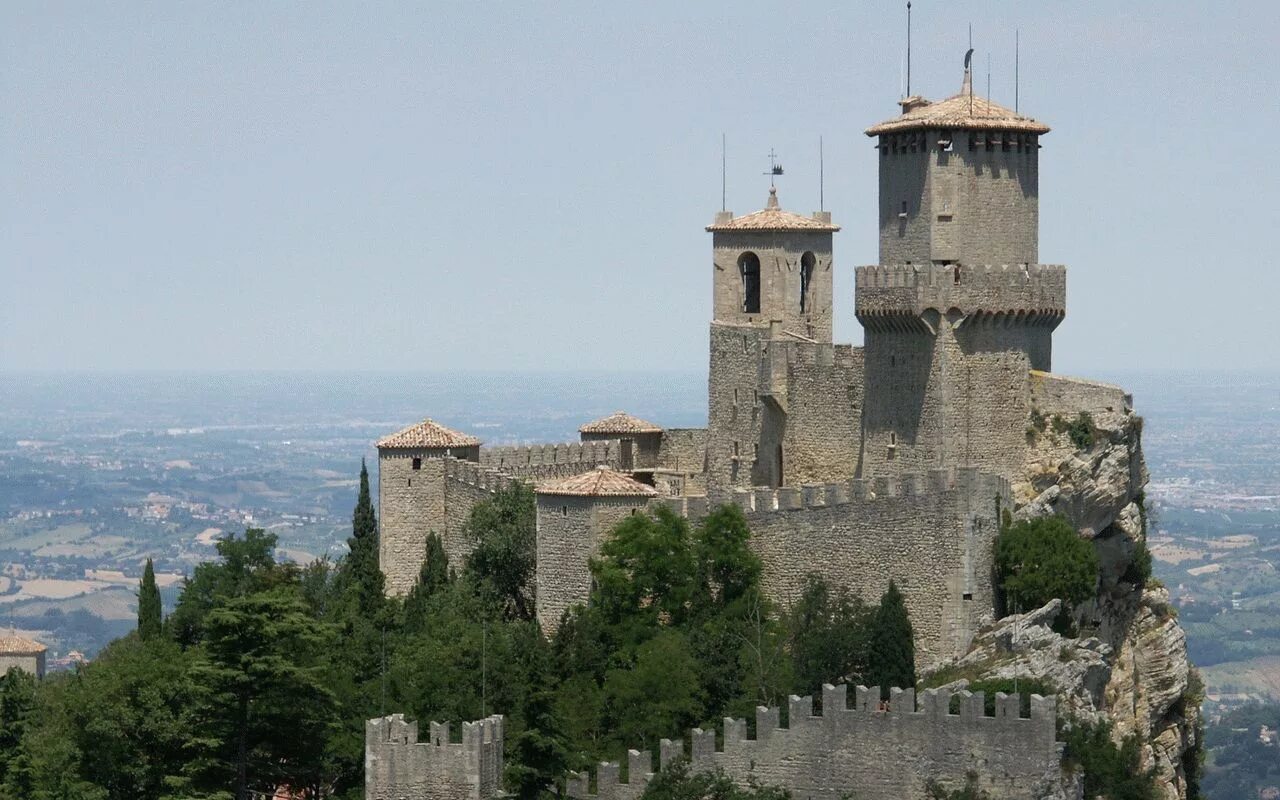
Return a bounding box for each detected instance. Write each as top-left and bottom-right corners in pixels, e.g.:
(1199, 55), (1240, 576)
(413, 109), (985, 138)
(366, 53), (1144, 800)
(374, 56), (1129, 671)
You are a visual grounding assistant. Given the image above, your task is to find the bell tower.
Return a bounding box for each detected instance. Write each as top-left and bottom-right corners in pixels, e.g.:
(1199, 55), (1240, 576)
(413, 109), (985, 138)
(706, 187), (840, 342)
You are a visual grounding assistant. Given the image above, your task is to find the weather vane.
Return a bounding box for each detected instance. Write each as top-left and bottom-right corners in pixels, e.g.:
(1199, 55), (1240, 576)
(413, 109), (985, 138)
(763, 149), (784, 188)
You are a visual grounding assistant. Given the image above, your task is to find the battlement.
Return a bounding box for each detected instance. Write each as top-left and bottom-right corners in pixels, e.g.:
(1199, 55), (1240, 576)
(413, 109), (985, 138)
(365, 714), (505, 800)
(444, 457), (520, 494)
(855, 264), (1066, 331)
(729, 466), (1010, 516)
(565, 684), (1061, 800)
(480, 440), (623, 475)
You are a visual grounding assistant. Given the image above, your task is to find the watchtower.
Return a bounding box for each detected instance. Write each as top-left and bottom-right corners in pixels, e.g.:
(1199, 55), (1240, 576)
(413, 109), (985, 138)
(856, 56), (1065, 480)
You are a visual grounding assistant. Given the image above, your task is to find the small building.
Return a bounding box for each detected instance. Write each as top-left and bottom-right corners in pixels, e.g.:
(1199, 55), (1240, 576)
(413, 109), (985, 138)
(0, 631), (47, 679)
(579, 411), (663, 472)
(535, 466), (658, 632)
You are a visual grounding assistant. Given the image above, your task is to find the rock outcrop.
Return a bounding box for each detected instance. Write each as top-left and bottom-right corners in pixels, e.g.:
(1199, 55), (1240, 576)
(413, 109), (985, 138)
(947, 396), (1200, 800)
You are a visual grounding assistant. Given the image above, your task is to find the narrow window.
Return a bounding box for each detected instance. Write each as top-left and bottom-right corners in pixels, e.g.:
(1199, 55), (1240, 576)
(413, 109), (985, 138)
(753, 443), (759, 461)
(733, 441), (740, 457)
(733, 388), (739, 405)
(953, 266), (962, 285)
(738, 252), (761, 314)
(407, 478), (411, 487)
(799, 251), (816, 313)
(900, 200), (908, 216)
(631, 508), (638, 516)
(890, 432), (897, 445)
(561, 505), (568, 517)
(412, 457), (422, 470)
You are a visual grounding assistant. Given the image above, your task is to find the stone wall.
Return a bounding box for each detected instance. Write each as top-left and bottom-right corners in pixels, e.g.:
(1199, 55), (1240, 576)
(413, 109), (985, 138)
(733, 467), (1009, 667)
(480, 440), (623, 478)
(710, 229), (835, 343)
(380, 454), (448, 596)
(365, 714), (504, 800)
(565, 685), (1068, 800)
(1030, 371), (1132, 419)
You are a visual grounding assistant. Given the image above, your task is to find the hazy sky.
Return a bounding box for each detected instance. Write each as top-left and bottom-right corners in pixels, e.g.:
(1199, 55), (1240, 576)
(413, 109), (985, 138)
(4, 2), (1278, 374)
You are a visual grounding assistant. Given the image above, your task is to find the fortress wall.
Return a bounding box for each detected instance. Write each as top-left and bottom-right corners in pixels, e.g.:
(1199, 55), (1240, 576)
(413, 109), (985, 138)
(380, 455), (447, 596)
(707, 323), (769, 497)
(568, 686), (1063, 800)
(789, 341), (863, 485)
(734, 468), (1009, 665)
(711, 230), (835, 342)
(1030, 371), (1132, 419)
(535, 496), (648, 633)
(366, 714), (504, 800)
(481, 441), (622, 475)
(656, 428), (707, 475)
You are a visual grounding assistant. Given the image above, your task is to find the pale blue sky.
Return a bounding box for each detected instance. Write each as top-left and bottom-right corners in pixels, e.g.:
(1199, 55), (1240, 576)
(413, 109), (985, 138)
(3, 2), (1277, 373)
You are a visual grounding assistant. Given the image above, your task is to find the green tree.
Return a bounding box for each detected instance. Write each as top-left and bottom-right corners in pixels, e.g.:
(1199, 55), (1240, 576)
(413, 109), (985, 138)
(0, 668), (35, 789)
(404, 533), (451, 633)
(167, 528), (292, 647)
(592, 506), (697, 627)
(137, 557), (163, 641)
(694, 505), (761, 609)
(867, 581), (915, 698)
(465, 484), (538, 621)
(505, 627), (569, 800)
(343, 458), (385, 613)
(186, 589), (340, 800)
(995, 516), (1099, 613)
(602, 630), (704, 751)
(785, 575), (873, 695)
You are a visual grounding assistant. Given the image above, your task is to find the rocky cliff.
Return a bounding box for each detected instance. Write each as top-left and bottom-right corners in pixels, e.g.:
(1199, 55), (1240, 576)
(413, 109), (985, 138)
(939, 392), (1200, 800)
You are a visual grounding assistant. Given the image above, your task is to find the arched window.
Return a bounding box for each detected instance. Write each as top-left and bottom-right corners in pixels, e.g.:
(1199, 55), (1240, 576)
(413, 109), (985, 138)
(738, 252), (761, 314)
(800, 251), (816, 313)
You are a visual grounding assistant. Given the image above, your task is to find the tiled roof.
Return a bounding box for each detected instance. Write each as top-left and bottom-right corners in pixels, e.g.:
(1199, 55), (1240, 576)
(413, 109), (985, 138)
(0, 633), (46, 655)
(706, 187), (840, 232)
(376, 419), (481, 449)
(865, 73), (1050, 136)
(536, 466), (659, 498)
(579, 411), (663, 435)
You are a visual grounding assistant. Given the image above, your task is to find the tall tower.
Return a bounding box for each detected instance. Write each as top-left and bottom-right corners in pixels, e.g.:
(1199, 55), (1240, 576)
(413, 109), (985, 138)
(705, 189), (843, 496)
(856, 56), (1065, 480)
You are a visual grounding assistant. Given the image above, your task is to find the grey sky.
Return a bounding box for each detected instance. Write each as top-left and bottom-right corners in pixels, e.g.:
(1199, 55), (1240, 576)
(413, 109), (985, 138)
(3, 2), (1277, 373)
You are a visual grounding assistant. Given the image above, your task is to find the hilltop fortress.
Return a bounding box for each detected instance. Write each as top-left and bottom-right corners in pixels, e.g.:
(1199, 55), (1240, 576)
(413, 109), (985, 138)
(367, 55), (1177, 800)
(375, 60), (1129, 669)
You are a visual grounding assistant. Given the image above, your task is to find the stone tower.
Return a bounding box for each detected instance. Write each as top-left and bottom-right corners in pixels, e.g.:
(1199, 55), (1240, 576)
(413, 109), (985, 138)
(856, 58), (1065, 480)
(376, 418), (481, 596)
(705, 191), (843, 496)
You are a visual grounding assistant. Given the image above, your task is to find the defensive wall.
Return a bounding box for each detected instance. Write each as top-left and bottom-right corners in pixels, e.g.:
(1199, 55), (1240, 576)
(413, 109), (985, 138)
(479, 440), (624, 478)
(365, 686), (1069, 800)
(366, 714), (504, 800)
(566, 685), (1065, 800)
(1029, 371), (1132, 420)
(727, 466), (1009, 666)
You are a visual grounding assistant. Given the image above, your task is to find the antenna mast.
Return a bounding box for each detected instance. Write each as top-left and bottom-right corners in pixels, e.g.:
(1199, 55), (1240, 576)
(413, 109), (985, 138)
(721, 133), (727, 211)
(1015, 29), (1020, 113)
(905, 2), (912, 96)
(819, 136), (825, 211)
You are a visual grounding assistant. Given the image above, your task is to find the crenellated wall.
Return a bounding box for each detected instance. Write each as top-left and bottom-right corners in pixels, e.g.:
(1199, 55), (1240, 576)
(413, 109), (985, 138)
(480, 440), (624, 476)
(855, 263), (1066, 328)
(564, 684), (1069, 800)
(365, 714), (505, 800)
(726, 466), (1010, 666)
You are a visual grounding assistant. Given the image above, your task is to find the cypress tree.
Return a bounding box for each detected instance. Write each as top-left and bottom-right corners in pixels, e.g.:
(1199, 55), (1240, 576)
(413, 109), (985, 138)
(403, 533), (450, 632)
(346, 459), (384, 610)
(867, 580), (915, 699)
(137, 557), (163, 641)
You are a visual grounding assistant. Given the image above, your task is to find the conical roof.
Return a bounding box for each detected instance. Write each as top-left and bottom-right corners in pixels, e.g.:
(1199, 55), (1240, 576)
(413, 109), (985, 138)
(865, 70), (1050, 136)
(536, 466), (659, 498)
(706, 187), (840, 232)
(579, 411), (663, 435)
(0, 631), (46, 655)
(376, 418), (481, 449)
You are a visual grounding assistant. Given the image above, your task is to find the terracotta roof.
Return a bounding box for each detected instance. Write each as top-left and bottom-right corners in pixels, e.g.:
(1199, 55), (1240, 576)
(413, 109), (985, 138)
(0, 633), (46, 655)
(579, 411), (663, 435)
(376, 419), (481, 449)
(865, 72), (1050, 136)
(536, 466), (659, 498)
(706, 187), (840, 232)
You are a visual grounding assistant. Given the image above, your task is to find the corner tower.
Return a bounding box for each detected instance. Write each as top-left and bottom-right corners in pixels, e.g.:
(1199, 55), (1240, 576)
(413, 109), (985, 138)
(856, 57), (1065, 480)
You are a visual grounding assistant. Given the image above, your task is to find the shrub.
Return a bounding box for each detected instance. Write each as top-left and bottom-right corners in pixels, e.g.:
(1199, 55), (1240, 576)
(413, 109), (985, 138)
(1061, 720), (1156, 800)
(995, 517), (1098, 615)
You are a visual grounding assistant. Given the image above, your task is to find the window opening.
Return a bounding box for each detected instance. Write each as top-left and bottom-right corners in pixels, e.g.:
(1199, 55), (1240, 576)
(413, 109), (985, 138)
(412, 457), (422, 470)
(738, 252), (761, 314)
(800, 251), (816, 313)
